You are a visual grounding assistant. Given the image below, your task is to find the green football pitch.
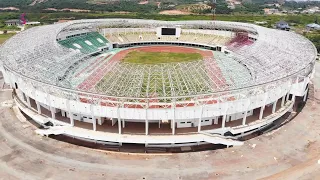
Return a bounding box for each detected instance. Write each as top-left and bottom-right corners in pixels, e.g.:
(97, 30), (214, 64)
(122, 51), (203, 64)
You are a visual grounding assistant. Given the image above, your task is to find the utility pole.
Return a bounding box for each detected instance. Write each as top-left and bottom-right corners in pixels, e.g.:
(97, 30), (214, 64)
(211, 0), (217, 20)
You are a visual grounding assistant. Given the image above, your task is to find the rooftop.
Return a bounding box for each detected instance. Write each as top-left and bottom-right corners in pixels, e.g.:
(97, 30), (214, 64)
(4, 19), (20, 23)
(0, 19), (317, 102)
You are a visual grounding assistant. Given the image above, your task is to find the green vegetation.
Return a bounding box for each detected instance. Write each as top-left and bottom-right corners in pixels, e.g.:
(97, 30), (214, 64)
(184, 0), (232, 14)
(0, 0), (160, 14)
(0, 24), (20, 31)
(0, 8), (318, 52)
(304, 31), (320, 53)
(0, 12), (318, 26)
(233, 3), (264, 14)
(0, 0), (319, 15)
(122, 51), (202, 64)
(283, 1), (320, 10)
(0, 11), (317, 52)
(0, 33), (15, 44)
(0, 0), (33, 8)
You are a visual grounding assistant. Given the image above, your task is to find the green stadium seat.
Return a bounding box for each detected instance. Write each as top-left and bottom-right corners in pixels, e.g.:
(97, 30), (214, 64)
(58, 32), (109, 54)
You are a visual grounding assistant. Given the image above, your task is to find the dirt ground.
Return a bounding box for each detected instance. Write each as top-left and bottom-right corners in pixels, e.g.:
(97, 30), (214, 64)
(159, 10), (193, 15)
(0, 62), (320, 180)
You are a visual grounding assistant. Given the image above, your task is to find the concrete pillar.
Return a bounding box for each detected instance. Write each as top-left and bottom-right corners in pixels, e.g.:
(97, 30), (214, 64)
(97, 117), (102, 125)
(259, 106), (264, 120)
(92, 116), (96, 131)
(198, 119), (202, 132)
(214, 117), (218, 125)
(242, 110), (247, 126)
(145, 109), (148, 135)
(198, 105), (203, 132)
(118, 118), (122, 134)
(292, 95), (296, 103)
(122, 119), (125, 128)
(158, 120), (161, 128)
(281, 95), (285, 107)
(36, 101), (41, 114)
(172, 107), (176, 135)
(117, 106), (122, 134)
(145, 120), (149, 135)
(303, 89), (308, 102)
(90, 105), (96, 131)
(171, 117), (176, 135)
(69, 112), (74, 126)
(26, 96), (31, 107)
(222, 115), (226, 128)
(50, 107), (56, 126)
(226, 115), (230, 122)
(67, 100), (74, 126)
(272, 100), (278, 113)
(50, 107), (56, 119)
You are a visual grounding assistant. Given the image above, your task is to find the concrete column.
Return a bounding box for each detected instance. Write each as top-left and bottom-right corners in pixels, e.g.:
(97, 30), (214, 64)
(272, 100), (278, 113)
(242, 110), (248, 126)
(303, 90), (308, 102)
(172, 106), (176, 135)
(50, 107), (56, 126)
(145, 120), (149, 135)
(222, 115), (226, 128)
(50, 107), (56, 119)
(90, 105), (96, 131)
(145, 109), (148, 135)
(97, 117), (102, 125)
(117, 106), (122, 134)
(226, 115), (230, 122)
(259, 106), (264, 120)
(36, 101), (41, 114)
(198, 105), (203, 132)
(259, 93), (268, 120)
(122, 119), (125, 128)
(69, 112), (74, 126)
(92, 116), (96, 131)
(26, 96), (31, 107)
(214, 117), (218, 125)
(158, 120), (161, 128)
(281, 95), (285, 107)
(118, 118), (122, 134)
(292, 95), (296, 103)
(67, 100), (74, 126)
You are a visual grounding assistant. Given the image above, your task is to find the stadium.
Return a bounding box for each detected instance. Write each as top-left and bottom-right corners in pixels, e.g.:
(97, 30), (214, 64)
(0, 19), (317, 150)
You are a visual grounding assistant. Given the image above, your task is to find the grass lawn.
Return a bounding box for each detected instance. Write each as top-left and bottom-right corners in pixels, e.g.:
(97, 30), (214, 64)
(0, 33), (15, 44)
(122, 51), (203, 64)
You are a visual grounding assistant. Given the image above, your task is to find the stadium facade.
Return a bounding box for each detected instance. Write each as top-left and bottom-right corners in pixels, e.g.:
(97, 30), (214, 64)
(0, 19), (317, 148)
